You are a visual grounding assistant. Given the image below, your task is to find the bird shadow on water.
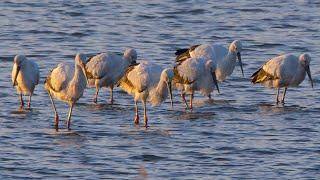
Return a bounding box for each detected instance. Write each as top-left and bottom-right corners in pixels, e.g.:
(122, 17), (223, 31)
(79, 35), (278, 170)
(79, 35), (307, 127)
(77, 102), (131, 113)
(257, 102), (305, 114)
(167, 109), (216, 121)
(9, 107), (39, 118)
(46, 128), (88, 147)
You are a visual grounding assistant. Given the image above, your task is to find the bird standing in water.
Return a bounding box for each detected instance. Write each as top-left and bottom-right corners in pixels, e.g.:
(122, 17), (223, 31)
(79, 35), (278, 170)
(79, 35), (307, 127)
(117, 61), (174, 127)
(251, 53), (313, 104)
(12, 55), (39, 109)
(45, 53), (88, 131)
(85, 48), (137, 104)
(173, 57), (219, 109)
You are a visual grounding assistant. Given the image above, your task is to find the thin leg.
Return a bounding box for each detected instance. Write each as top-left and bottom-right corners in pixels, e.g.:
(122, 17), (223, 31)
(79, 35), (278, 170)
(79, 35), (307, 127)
(143, 100), (148, 128)
(93, 87), (99, 104)
(134, 101), (139, 124)
(281, 87), (288, 104)
(189, 93), (194, 110)
(276, 88), (280, 104)
(48, 91), (59, 131)
(19, 93), (24, 108)
(27, 94), (32, 109)
(208, 93), (212, 100)
(181, 92), (189, 109)
(67, 103), (74, 131)
(109, 85), (114, 104)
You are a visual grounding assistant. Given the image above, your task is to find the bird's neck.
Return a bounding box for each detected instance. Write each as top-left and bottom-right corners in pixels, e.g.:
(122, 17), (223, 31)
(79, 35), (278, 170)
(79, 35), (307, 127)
(150, 79), (168, 106)
(71, 64), (87, 87)
(221, 51), (237, 76)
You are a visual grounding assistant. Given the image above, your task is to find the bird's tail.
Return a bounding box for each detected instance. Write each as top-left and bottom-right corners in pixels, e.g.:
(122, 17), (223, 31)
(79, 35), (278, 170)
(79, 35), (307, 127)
(251, 67), (275, 84)
(175, 48), (189, 56)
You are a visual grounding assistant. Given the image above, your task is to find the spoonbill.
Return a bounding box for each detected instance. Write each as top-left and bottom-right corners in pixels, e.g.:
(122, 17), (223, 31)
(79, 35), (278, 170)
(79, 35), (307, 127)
(45, 53), (88, 131)
(117, 61), (174, 127)
(11, 55), (39, 109)
(175, 40), (244, 81)
(85, 48), (137, 104)
(173, 57), (219, 109)
(251, 53), (313, 104)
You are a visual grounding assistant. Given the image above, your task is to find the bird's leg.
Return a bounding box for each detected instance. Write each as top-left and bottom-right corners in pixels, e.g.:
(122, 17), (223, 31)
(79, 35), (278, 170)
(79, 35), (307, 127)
(27, 94), (32, 109)
(19, 93), (24, 109)
(208, 93), (212, 100)
(181, 92), (189, 109)
(67, 103), (74, 131)
(109, 85), (114, 105)
(93, 87), (99, 104)
(143, 101), (148, 128)
(281, 87), (288, 104)
(276, 88), (280, 104)
(189, 93), (194, 110)
(47, 91), (59, 131)
(134, 101), (139, 124)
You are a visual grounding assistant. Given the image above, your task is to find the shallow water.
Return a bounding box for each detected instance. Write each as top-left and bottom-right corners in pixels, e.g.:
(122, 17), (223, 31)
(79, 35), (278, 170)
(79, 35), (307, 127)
(1, 0), (320, 179)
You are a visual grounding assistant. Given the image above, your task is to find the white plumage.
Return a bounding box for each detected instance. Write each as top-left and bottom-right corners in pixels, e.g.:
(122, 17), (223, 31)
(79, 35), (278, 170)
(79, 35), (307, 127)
(251, 53), (313, 104)
(11, 55), (40, 109)
(117, 61), (174, 127)
(45, 53), (88, 131)
(85, 48), (137, 104)
(176, 40), (244, 82)
(173, 57), (219, 109)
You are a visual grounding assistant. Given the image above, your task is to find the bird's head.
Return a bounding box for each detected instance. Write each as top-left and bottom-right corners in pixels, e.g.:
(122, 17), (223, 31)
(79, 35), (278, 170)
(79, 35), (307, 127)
(161, 68), (174, 108)
(123, 48), (138, 64)
(206, 60), (220, 94)
(75, 53), (89, 84)
(299, 53), (313, 88)
(14, 55), (26, 66)
(12, 55), (27, 87)
(229, 40), (244, 77)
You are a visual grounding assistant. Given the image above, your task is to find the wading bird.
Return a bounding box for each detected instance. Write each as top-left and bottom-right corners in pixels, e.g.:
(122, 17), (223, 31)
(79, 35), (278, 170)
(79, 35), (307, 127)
(85, 48), (137, 104)
(173, 57), (219, 109)
(11, 55), (39, 109)
(251, 53), (313, 104)
(45, 53), (88, 131)
(117, 61), (174, 127)
(175, 40), (244, 81)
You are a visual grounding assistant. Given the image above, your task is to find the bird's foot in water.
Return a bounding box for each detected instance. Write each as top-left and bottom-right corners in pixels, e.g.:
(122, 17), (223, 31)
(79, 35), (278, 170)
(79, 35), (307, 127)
(134, 115), (139, 124)
(54, 114), (59, 131)
(109, 99), (114, 105)
(93, 97), (98, 104)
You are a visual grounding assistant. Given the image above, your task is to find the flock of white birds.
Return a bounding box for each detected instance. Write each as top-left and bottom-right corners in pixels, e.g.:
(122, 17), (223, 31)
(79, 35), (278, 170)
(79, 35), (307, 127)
(11, 40), (313, 130)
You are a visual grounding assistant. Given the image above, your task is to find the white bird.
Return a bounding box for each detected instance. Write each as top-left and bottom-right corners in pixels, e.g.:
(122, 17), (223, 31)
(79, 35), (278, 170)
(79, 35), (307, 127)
(173, 57), (219, 109)
(175, 40), (244, 82)
(44, 53), (88, 131)
(85, 48), (137, 104)
(251, 53), (313, 104)
(117, 61), (174, 127)
(11, 55), (39, 109)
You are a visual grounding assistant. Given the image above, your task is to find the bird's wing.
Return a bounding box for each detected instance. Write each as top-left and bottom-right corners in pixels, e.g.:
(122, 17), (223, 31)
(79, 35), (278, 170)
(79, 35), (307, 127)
(85, 53), (115, 79)
(117, 62), (142, 93)
(192, 44), (215, 60)
(174, 58), (202, 84)
(45, 63), (73, 92)
(251, 56), (284, 83)
(127, 62), (155, 93)
(175, 44), (200, 63)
